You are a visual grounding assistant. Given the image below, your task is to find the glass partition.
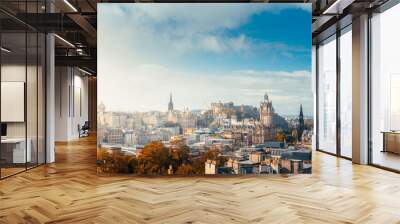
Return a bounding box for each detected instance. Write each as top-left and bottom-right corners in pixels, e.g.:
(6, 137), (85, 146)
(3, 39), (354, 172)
(0, 2), (46, 179)
(0, 31), (28, 177)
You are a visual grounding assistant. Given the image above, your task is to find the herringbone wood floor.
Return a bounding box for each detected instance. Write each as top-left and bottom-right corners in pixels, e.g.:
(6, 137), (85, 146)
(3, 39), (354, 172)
(1, 135), (400, 224)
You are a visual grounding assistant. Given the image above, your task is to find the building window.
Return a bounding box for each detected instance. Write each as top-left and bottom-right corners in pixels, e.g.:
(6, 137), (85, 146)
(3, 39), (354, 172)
(339, 26), (352, 158)
(317, 35), (337, 154)
(371, 3), (400, 171)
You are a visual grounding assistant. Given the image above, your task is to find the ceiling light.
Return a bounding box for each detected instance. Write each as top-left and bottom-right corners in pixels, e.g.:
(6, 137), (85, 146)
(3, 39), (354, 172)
(323, 0), (354, 15)
(76, 48), (85, 55)
(54, 34), (75, 48)
(78, 67), (93, 76)
(323, 0), (341, 14)
(63, 0), (78, 12)
(1, 47), (11, 53)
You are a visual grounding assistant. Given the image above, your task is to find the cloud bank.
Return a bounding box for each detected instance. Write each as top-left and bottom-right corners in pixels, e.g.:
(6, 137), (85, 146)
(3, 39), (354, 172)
(98, 4), (312, 116)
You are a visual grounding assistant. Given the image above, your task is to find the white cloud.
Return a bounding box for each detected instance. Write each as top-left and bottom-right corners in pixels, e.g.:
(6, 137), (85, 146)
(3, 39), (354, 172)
(233, 70), (311, 78)
(98, 3), (309, 59)
(198, 34), (253, 54)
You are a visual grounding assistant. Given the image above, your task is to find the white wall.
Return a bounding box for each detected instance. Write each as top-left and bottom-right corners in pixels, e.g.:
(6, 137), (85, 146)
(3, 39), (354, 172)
(1, 66), (26, 139)
(73, 73), (89, 137)
(55, 67), (89, 141)
(1, 65), (38, 137)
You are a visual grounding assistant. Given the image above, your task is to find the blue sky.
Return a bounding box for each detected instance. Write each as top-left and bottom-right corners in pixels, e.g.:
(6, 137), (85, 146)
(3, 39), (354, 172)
(98, 4), (312, 116)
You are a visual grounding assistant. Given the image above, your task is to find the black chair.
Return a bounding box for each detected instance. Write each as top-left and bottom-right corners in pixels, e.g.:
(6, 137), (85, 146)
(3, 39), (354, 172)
(79, 121), (90, 138)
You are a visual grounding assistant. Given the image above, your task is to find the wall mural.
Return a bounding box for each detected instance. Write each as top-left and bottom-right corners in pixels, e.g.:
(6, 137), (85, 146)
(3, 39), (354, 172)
(97, 3), (313, 175)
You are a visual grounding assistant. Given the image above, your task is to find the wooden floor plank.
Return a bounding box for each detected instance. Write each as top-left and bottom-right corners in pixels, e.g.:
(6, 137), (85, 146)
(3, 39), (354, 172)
(0, 135), (399, 223)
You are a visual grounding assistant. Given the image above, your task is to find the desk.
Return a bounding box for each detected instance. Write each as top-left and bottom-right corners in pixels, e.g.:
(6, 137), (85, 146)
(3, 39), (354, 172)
(382, 131), (400, 154)
(1, 138), (31, 164)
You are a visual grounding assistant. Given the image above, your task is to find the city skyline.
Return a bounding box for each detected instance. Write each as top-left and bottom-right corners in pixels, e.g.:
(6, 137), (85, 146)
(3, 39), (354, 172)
(98, 4), (313, 116)
(98, 92), (312, 118)
(97, 89), (313, 176)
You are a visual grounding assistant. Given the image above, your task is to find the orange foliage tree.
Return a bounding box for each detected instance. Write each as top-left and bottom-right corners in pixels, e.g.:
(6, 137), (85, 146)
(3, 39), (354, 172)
(98, 140), (229, 175)
(275, 132), (286, 142)
(136, 141), (170, 175)
(97, 148), (137, 174)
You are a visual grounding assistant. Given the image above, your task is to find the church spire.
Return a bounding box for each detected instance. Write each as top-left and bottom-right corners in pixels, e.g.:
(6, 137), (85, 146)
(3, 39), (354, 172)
(168, 93), (174, 111)
(264, 92), (269, 102)
(299, 104), (303, 117)
(297, 104), (305, 142)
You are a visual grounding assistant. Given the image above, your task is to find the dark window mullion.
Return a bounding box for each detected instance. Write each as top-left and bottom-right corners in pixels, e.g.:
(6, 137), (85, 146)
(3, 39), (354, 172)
(367, 12), (373, 165)
(36, 0), (39, 167)
(336, 29), (341, 157)
(0, 25), (2, 179)
(25, 0), (28, 171)
(316, 45), (320, 151)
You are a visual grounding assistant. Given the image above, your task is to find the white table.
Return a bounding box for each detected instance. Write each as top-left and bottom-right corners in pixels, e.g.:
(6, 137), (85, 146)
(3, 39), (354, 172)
(1, 138), (31, 163)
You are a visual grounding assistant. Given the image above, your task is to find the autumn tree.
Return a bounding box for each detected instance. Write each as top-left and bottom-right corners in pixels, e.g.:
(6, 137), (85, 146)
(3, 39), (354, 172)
(275, 132), (286, 142)
(169, 139), (191, 172)
(97, 149), (114, 173)
(189, 148), (218, 174)
(175, 163), (195, 175)
(97, 148), (137, 174)
(136, 141), (170, 175)
(191, 157), (206, 174)
(203, 148), (226, 165)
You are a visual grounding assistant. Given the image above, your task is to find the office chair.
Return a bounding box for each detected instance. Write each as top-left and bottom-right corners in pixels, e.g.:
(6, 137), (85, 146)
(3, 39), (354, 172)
(79, 121), (90, 138)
